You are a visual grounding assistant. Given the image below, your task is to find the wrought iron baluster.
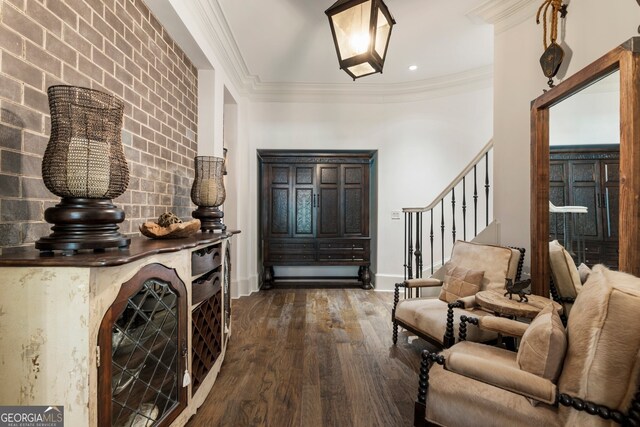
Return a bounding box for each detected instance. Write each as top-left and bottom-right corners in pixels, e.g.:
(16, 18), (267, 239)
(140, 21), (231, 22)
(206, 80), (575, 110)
(415, 212), (422, 279)
(462, 177), (467, 241)
(430, 209), (434, 275)
(403, 211), (407, 281)
(485, 152), (490, 226)
(451, 187), (456, 243)
(441, 200), (445, 267)
(408, 212), (414, 281)
(473, 165), (478, 236)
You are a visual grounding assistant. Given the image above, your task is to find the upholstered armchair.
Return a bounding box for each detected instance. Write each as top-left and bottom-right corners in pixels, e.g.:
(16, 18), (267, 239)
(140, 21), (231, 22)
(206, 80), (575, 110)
(548, 239), (587, 323)
(392, 240), (524, 348)
(415, 265), (640, 427)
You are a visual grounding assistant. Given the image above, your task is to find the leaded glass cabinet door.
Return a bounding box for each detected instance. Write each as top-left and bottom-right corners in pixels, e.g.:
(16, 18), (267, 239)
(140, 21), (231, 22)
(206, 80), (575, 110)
(293, 164), (316, 238)
(98, 263), (188, 427)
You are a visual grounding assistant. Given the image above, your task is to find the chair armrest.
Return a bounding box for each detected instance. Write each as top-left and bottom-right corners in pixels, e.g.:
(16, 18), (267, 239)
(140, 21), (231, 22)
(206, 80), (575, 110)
(477, 316), (528, 338)
(403, 278), (443, 288)
(457, 295), (477, 309)
(446, 351), (557, 404)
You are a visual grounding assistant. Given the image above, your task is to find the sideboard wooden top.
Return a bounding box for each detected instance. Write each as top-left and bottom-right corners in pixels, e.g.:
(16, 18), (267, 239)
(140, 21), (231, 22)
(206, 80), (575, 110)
(0, 230), (241, 267)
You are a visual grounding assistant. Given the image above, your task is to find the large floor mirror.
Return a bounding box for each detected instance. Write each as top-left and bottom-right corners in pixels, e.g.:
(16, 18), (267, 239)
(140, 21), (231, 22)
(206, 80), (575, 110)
(531, 37), (640, 296)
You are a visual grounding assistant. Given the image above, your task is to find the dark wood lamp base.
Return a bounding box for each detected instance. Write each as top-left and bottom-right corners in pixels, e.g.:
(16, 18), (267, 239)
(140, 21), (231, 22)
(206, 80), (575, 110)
(35, 198), (130, 255)
(192, 206), (226, 232)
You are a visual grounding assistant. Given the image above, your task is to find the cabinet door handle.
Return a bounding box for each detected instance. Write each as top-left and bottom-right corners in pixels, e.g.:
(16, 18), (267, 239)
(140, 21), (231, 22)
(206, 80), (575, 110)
(313, 194), (316, 207)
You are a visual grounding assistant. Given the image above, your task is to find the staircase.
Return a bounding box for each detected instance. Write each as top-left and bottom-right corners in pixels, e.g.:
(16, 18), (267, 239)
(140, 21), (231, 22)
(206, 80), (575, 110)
(402, 140), (494, 281)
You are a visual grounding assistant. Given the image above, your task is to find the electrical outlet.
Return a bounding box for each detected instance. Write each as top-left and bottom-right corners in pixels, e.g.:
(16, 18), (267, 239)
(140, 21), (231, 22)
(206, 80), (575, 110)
(391, 210), (401, 220)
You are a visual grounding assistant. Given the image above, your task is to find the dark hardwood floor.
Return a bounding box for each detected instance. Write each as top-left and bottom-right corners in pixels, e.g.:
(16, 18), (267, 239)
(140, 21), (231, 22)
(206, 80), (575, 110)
(186, 288), (436, 427)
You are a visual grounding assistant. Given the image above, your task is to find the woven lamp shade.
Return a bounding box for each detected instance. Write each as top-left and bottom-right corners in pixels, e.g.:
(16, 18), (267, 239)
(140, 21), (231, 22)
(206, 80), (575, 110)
(42, 85), (129, 199)
(191, 156), (226, 232)
(191, 156), (226, 207)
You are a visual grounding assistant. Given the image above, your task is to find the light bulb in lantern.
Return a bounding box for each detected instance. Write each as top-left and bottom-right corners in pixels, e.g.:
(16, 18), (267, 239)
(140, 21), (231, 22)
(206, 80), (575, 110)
(349, 32), (370, 55)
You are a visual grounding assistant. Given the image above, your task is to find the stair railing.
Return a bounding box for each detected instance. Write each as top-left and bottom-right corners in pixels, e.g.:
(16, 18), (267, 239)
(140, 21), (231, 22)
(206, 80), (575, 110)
(403, 140), (494, 284)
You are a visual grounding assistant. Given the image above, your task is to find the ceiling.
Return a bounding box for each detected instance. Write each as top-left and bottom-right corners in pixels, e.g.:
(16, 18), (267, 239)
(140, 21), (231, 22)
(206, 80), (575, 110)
(216, 0), (494, 86)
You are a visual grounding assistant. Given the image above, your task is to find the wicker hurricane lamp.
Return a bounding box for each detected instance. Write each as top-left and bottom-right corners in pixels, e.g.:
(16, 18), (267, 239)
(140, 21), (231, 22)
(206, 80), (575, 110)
(191, 156), (226, 232)
(36, 85), (130, 254)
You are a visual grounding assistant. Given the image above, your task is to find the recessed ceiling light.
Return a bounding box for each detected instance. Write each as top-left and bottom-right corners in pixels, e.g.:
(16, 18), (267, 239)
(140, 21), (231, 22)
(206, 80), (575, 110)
(408, 65), (418, 71)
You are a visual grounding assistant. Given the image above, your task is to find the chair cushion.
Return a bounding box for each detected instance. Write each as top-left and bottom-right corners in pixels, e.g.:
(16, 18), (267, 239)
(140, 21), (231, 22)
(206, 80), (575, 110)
(425, 343), (561, 427)
(558, 265), (640, 423)
(395, 298), (497, 344)
(516, 304), (566, 382)
(549, 240), (581, 298)
(438, 262), (484, 303)
(446, 341), (557, 404)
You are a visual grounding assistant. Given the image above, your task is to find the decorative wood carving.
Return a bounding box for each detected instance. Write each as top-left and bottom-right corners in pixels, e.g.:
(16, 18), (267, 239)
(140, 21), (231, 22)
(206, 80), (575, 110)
(259, 151), (374, 289)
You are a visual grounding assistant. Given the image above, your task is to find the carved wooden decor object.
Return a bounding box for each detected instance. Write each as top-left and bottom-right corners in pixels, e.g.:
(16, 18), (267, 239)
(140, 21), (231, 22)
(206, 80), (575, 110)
(536, 0), (568, 87)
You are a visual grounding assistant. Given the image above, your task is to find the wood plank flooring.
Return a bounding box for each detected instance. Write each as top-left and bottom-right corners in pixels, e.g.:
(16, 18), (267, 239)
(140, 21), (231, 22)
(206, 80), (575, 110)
(186, 289), (437, 427)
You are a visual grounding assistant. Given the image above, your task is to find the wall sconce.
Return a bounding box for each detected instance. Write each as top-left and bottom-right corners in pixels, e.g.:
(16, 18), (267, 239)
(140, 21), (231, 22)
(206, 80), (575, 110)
(191, 156), (226, 232)
(36, 85), (130, 254)
(325, 0), (396, 80)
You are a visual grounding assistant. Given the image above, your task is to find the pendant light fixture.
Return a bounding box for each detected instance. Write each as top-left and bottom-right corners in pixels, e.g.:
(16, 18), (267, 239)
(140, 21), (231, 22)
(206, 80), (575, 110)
(325, 0), (396, 80)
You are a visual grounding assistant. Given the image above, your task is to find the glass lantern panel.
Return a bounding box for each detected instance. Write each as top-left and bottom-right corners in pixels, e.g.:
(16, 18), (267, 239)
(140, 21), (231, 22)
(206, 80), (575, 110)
(331, 0), (372, 60)
(374, 8), (391, 59)
(347, 62), (376, 77)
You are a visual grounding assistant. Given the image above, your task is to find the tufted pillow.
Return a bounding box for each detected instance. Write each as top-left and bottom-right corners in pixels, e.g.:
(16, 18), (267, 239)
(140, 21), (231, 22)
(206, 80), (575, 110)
(438, 262), (484, 303)
(517, 304), (567, 382)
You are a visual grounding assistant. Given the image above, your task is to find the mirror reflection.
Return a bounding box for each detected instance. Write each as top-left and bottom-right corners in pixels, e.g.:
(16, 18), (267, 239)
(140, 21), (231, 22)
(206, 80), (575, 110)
(549, 70), (620, 269)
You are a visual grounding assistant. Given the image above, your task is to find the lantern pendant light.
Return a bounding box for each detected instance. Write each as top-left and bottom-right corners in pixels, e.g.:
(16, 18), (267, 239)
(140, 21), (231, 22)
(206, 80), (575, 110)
(325, 0), (396, 80)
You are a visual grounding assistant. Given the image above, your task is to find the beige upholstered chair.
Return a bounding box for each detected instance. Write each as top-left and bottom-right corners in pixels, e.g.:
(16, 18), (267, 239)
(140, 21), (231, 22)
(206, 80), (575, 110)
(548, 239), (584, 321)
(415, 265), (640, 427)
(392, 240), (524, 348)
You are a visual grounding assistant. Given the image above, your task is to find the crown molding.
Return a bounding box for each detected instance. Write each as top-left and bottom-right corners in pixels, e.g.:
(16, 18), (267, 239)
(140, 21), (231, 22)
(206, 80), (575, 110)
(249, 65), (493, 104)
(170, 0), (492, 103)
(467, 0), (538, 34)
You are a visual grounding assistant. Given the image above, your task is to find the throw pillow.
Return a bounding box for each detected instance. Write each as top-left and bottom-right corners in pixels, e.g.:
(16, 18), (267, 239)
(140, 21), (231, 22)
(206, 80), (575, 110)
(517, 304), (567, 382)
(578, 263), (591, 285)
(438, 262), (484, 303)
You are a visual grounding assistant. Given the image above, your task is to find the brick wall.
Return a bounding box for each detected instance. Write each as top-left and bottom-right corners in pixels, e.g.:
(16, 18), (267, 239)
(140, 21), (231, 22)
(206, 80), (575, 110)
(0, 0), (198, 253)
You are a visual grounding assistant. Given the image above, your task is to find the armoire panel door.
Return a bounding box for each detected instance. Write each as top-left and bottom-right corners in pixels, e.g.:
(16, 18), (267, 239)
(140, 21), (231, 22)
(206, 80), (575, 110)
(342, 165), (369, 236)
(569, 160), (601, 240)
(601, 160), (619, 241)
(549, 161), (568, 239)
(293, 165), (315, 237)
(267, 165), (292, 237)
(317, 164), (340, 237)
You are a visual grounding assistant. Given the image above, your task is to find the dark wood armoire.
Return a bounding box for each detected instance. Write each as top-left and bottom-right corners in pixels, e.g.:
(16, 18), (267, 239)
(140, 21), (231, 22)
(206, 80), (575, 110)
(549, 144), (619, 267)
(258, 150), (375, 289)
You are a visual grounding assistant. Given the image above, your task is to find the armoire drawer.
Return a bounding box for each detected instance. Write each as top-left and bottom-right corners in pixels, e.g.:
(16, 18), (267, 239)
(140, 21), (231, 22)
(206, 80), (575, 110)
(317, 252), (368, 262)
(317, 240), (369, 251)
(268, 253), (316, 262)
(268, 241), (315, 252)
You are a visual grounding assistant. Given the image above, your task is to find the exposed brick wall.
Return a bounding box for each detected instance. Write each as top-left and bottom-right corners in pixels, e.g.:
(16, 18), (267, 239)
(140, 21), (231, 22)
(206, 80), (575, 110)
(0, 0), (198, 253)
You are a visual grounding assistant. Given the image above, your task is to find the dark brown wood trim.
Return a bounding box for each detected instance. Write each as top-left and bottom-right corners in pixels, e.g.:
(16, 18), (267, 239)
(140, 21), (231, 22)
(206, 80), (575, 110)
(618, 50), (640, 277)
(531, 37), (640, 294)
(0, 231), (240, 267)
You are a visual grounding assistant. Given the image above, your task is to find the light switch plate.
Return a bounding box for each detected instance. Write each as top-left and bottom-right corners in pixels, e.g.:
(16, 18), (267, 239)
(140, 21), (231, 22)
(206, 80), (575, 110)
(391, 210), (401, 220)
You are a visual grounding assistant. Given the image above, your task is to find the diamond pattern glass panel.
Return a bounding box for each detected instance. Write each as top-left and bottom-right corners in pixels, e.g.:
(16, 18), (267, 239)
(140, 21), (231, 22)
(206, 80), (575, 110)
(111, 279), (179, 427)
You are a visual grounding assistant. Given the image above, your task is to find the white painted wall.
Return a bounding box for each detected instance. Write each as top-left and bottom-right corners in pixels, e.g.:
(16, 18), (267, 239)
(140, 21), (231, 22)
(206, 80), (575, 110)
(493, 1), (639, 269)
(246, 88), (493, 291)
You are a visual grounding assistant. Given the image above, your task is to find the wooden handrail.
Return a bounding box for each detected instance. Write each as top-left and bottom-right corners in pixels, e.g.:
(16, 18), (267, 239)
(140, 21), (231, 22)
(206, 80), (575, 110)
(403, 139), (493, 213)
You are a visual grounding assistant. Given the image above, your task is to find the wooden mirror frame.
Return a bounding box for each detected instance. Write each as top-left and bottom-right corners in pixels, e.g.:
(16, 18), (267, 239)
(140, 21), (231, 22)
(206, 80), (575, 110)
(531, 37), (640, 296)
